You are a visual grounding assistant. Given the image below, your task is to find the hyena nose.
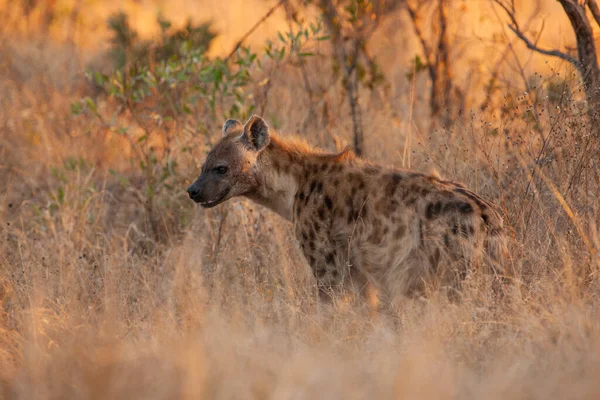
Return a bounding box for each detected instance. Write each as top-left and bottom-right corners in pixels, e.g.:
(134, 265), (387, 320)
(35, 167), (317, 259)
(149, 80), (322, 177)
(187, 185), (200, 199)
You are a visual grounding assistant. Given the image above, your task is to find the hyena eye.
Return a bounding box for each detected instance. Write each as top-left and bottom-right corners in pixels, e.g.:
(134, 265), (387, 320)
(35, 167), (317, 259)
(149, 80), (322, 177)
(214, 166), (228, 175)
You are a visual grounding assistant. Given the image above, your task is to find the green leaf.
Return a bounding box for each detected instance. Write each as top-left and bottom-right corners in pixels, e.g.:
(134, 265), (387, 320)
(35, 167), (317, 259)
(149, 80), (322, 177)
(71, 101), (83, 116)
(137, 134), (147, 143)
(316, 35), (330, 41)
(298, 52), (314, 57)
(94, 71), (107, 86)
(278, 31), (286, 44)
(84, 97), (98, 113)
(57, 187), (64, 204)
(158, 16), (172, 31)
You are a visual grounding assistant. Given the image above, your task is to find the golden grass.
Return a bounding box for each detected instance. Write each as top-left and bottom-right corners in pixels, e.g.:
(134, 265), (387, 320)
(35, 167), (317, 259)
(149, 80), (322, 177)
(2, 1), (600, 399)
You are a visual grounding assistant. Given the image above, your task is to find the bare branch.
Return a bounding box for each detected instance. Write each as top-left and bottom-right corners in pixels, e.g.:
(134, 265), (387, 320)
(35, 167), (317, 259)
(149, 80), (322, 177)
(405, 2), (433, 65)
(224, 0), (285, 63)
(493, 0), (581, 69)
(588, 0), (600, 27)
(506, 24), (580, 67)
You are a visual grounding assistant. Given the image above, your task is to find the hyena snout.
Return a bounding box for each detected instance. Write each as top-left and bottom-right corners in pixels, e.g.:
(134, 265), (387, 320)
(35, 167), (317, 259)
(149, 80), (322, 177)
(186, 183), (201, 200)
(186, 177), (230, 208)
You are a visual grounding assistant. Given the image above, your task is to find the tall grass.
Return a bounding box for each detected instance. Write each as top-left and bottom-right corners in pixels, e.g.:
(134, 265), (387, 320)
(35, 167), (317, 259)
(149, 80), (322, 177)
(2, 1), (600, 399)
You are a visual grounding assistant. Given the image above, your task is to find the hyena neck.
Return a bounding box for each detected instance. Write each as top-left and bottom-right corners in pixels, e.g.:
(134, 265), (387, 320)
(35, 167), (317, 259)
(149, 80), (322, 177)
(243, 137), (318, 221)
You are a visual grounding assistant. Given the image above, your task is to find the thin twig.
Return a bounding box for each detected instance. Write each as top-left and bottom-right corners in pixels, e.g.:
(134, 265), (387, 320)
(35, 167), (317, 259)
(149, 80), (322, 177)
(493, 0), (580, 68)
(223, 0), (286, 63)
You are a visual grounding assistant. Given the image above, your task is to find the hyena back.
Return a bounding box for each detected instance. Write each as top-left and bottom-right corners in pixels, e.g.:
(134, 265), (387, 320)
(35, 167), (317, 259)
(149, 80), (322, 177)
(187, 115), (507, 302)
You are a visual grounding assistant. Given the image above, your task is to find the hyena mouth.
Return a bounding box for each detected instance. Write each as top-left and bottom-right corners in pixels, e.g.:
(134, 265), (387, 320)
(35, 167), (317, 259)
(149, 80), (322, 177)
(197, 189), (230, 208)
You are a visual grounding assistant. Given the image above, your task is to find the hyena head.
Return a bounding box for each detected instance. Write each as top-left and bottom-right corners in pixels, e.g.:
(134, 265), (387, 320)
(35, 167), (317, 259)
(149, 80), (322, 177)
(187, 115), (270, 208)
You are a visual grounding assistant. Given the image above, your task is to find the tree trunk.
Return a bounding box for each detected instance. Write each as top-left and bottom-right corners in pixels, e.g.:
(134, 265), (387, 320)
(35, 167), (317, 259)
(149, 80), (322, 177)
(559, 0), (600, 130)
(416, 0), (460, 130)
(558, 0), (600, 195)
(319, 0), (366, 156)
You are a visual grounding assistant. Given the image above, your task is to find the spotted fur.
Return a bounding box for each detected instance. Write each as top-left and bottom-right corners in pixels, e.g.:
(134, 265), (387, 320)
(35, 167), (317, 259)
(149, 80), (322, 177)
(187, 115), (508, 302)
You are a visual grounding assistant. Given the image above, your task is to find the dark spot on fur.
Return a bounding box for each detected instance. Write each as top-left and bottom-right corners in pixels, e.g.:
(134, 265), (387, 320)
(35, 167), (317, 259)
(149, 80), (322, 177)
(298, 191), (305, 201)
(309, 255), (315, 265)
(316, 182), (324, 194)
(309, 230), (316, 241)
(309, 181), (317, 195)
(318, 206), (325, 220)
(326, 252), (335, 265)
(482, 213), (489, 225)
(321, 163), (329, 172)
(458, 202), (473, 214)
(301, 232), (308, 241)
(419, 220), (424, 244)
(426, 202), (442, 219)
(452, 224), (459, 235)
(385, 173), (403, 196)
(395, 224), (406, 239)
(444, 234), (450, 246)
(324, 196), (333, 210)
(309, 241), (315, 251)
(316, 268), (326, 278)
(333, 179), (339, 187)
(332, 270), (339, 278)
(441, 201), (473, 215)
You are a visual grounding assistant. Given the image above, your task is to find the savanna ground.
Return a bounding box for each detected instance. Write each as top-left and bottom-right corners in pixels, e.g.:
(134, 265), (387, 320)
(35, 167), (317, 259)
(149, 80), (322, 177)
(2, 0), (600, 398)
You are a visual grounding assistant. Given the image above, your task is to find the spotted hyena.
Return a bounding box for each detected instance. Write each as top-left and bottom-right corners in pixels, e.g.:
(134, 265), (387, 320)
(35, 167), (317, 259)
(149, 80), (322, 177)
(187, 115), (507, 303)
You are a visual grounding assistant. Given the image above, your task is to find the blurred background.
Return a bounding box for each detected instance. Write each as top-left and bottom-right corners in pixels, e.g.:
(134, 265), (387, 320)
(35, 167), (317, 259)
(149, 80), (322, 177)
(2, 0), (600, 399)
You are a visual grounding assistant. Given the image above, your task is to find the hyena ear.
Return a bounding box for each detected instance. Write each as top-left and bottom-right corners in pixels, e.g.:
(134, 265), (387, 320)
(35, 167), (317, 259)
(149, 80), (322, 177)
(242, 115), (270, 152)
(222, 119), (243, 138)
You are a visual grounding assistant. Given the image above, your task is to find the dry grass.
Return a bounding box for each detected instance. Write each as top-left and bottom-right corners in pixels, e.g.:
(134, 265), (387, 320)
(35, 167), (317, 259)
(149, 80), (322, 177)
(2, 1), (600, 399)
